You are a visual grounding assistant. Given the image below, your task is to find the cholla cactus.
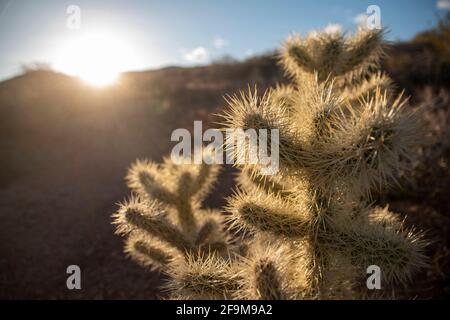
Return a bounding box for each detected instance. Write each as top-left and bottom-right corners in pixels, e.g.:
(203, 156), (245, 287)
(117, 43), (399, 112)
(113, 27), (427, 299)
(113, 157), (240, 298)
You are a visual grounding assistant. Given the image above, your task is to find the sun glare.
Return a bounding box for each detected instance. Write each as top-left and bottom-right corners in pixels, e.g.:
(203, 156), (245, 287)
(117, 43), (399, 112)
(54, 31), (135, 87)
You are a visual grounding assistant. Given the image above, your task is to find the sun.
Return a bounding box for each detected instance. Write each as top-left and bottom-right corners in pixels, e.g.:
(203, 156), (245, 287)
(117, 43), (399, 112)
(54, 31), (134, 86)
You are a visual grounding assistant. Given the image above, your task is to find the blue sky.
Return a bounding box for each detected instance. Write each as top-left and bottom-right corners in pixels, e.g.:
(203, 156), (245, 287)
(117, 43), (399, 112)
(0, 0), (449, 81)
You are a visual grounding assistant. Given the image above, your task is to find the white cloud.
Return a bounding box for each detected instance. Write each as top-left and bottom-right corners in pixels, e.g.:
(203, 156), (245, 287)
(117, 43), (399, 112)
(245, 49), (254, 57)
(353, 13), (368, 27)
(437, 0), (450, 10)
(183, 47), (209, 63)
(324, 23), (342, 35)
(213, 36), (229, 49)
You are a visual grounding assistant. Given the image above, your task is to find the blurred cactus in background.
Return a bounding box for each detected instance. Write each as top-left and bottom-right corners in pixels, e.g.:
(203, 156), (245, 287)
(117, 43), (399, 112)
(113, 27), (427, 299)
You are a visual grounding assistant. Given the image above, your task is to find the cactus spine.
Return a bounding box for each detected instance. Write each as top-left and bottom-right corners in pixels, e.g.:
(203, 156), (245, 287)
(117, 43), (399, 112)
(113, 27), (427, 299)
